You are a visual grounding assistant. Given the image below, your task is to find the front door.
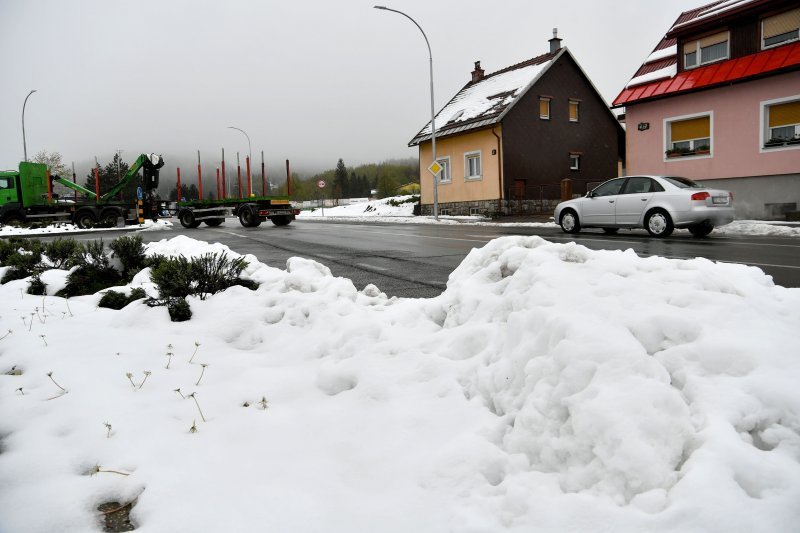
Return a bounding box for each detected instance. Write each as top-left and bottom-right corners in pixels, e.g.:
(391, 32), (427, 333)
(581, 177), (625, 226)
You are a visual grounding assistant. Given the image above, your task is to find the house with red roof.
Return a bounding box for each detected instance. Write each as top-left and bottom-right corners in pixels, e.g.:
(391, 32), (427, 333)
(613, 0), (800, 220)
(409, 32), (625, 216)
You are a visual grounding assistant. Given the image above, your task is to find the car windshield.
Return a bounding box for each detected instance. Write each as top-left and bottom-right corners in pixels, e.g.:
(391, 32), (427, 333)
(662, 176), (704, 189)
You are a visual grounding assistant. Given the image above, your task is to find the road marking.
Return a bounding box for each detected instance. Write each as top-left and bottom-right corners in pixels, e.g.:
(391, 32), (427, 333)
(344, 229), (490, 244)
(217, 230), (247, 238)
(465, 234), (505, 239)
(356, 263), (389, 272)
(318, 254), (336, 260)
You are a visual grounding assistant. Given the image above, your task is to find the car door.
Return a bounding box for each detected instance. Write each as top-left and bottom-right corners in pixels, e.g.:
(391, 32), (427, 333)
(581, 178), (626, 226)
(614, 177), (659, 226)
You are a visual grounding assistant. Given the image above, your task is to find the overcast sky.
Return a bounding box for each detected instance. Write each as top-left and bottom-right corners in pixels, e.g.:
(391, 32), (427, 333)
(1, 0), (704, 177)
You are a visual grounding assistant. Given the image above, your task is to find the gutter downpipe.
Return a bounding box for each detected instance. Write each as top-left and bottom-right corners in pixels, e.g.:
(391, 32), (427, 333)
(491, 127), (503, 215)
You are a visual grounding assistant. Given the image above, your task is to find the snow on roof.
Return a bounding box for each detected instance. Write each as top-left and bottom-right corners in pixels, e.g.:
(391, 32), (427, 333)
(670, 0), (760, 31)
(644, 44), (677, 65)
(409, 53), (555, 146)
(626, 64), (678, 88)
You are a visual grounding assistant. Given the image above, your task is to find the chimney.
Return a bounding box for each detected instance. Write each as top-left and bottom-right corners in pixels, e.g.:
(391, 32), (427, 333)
(549, 28), (562, 54)
(471, 60), (485, 83)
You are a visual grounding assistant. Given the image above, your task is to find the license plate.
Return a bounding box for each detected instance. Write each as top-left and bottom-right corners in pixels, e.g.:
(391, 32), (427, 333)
(712, 196), (727, 204)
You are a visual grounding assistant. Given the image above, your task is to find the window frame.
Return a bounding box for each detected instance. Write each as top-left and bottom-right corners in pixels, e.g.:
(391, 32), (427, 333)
(464, 150), (483, 181)
(759, 94), (800, 153)
(436, 156), (451, 184)
(569, 100), (580, 123)
(569, 153), (580, 170)
(663, 111), (714, 162)
(683, 31), (730, 70)
(761, 9), (800, 50)
(539, 97), (551, 120)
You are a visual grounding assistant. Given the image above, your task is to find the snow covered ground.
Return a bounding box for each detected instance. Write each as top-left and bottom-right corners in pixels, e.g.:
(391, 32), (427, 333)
(0, 219), (172, 237)
(1, 235), (799, 532)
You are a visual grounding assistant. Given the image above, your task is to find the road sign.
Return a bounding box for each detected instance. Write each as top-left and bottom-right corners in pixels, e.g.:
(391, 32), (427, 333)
(427, 161), (443, 176)
(317, 180), (326, 189)
(136, 186), (143, 200)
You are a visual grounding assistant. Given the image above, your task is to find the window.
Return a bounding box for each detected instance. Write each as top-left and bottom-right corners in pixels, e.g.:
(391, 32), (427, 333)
(0, 177), (13, 190)
(464, 151), (482, 180)
(440, 209), (451, 216)
(469, 207), (481, 216)
(665, 113), (712, 158)
(762, 97), (800, 148)
(762, 7), (800, 49)
(683, 31), (728, 68)
(569, 154), (580, 170)
(539, 97), (551, 120)
(569, 100), (579, 122)
(621, 177), (662, 194)
(436, 157), (451, 183)
(591, 179), (625, 197)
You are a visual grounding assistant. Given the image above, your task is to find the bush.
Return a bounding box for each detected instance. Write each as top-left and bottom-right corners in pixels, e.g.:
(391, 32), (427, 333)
(1, 246), (44, 284)
(150, 255), (194, 300)
(44, 238), (81, 269)
(98, 287), (147, 310)
(27, 275), (47, 295)
(387, 195), (419, 207)
(190, 253), (250, 299)
(167, 298), (192, 322)
(110, 235), (148, 281)
(56, 239), (122, 298)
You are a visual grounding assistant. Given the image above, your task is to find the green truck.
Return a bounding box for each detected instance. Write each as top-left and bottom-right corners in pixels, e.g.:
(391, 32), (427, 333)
(0, 153), (164, 228)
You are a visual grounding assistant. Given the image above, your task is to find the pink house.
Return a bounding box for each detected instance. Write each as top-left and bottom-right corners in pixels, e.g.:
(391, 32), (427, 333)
(614, 0), (800, 220)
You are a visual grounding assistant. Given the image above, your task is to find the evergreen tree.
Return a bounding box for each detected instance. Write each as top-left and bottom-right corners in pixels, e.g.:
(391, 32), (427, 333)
(333, 158), (348, 201)
(83, 154), (138, 202)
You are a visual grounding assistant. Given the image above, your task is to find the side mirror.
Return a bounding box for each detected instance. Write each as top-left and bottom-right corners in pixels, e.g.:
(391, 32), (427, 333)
(586, 191), (594, 198)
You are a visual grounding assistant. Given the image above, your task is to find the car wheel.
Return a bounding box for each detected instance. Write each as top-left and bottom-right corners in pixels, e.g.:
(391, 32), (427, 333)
(238, 206), (260, 227)
(602, 228), (619, 235)
(688, 221), (714, 238)
(99, 208), (122, 227)
(559, 209), (581, 234)
(645, 209), (674, 238)
(2, 213), (23, 226)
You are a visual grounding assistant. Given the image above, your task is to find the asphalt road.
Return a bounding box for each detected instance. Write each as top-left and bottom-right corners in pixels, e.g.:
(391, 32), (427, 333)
(47, 217), (798, 297)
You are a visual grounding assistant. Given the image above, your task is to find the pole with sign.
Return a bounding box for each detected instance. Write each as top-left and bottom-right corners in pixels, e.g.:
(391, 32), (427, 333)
(317, 179), (326, 216)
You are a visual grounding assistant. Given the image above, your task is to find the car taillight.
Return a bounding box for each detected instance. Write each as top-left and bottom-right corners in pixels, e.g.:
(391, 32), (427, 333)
(691, 192), (710, 201)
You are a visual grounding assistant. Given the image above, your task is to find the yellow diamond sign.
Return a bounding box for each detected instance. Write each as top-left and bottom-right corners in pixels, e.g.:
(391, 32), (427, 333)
(427, 161), (443, 176)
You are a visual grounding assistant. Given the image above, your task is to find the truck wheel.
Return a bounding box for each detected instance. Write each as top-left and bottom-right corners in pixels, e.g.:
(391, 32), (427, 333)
(204, 218), (224, 227)
(179, 210), (201, 229)
(238, 206), (261, 227)
(99, 208), (122, 227)
(271, 215), (292, 226)
(1, 213), (23, 226)
(75, 209), (97, 229)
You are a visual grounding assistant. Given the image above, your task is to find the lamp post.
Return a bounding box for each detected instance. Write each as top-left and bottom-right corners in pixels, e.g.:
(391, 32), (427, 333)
(374, 6), (438, 219)
(22, 90), (37, 162)
(228, 126), (252, 197)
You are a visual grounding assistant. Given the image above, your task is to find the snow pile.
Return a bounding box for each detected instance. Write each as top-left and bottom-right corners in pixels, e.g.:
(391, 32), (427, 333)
(713, 220), (800, 237)
(1, 236), (799, 532)
(298, 195), (418, 218)
(0, 219), (172, 237)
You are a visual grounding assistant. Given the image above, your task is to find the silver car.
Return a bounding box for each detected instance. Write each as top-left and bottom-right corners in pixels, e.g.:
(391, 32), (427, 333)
(554, 176), (735, 238)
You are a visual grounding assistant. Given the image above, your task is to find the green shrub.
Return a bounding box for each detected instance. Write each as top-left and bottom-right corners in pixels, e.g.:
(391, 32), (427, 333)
(99, 287), (148, 310)
(190, 253), (250, 299)
(110, 235), (148, 281)
(56, 239), (122, 297)
(27, 275), (47, 295)
(1, 247), (44, 284)
(150, 255), (194, 300)
(387, 195), (420, 207)
(44, 238), (81, 269)
(167, 298), (192, 322)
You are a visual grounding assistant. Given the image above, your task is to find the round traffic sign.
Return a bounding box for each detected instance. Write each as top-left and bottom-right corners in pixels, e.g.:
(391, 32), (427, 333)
(317, 180), (326, 189)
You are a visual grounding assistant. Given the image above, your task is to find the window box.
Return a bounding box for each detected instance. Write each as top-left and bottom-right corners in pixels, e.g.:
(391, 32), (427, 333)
(764, 138), (787, 148)
(665, 147), (693, 157)
(788, 137), (800, 145)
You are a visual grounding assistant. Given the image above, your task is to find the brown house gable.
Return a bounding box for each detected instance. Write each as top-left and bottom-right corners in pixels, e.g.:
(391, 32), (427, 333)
(501, 51), (625, 199)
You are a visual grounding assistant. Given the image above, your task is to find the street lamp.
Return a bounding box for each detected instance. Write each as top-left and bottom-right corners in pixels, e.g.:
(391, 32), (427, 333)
(228, 126), (252, 197)
(374, 5), (438, 219)
(227, 126), (251, 164)
(22, 89), (37, 162)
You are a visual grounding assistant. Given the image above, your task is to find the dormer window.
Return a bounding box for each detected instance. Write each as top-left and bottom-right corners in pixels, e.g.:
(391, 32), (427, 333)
(683, 31), (729, 69)
(762, 7), (800, 49)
